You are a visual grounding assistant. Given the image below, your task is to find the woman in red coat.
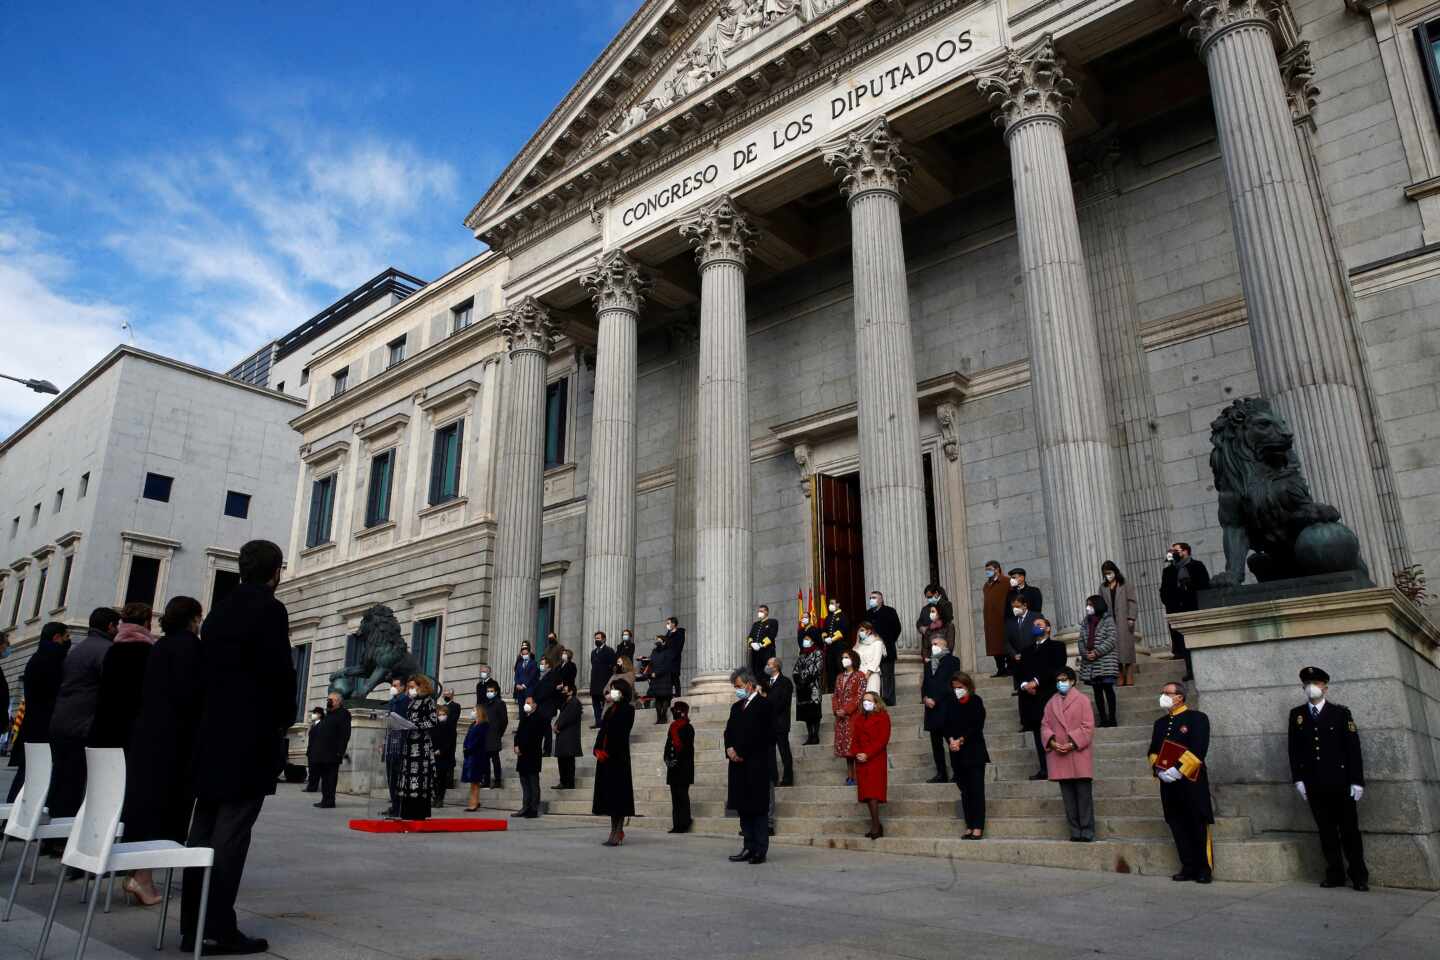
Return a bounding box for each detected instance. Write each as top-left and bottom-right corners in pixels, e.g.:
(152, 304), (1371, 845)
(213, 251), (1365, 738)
(853, 691), (892, 840)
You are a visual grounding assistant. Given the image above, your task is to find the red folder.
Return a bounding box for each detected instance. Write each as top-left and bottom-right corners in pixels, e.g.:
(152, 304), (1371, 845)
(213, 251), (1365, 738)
(1154, 739), (1187, 771)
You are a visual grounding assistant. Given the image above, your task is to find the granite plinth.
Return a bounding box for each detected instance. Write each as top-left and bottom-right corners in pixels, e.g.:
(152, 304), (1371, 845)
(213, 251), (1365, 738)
(1198, 570), (1374, 610)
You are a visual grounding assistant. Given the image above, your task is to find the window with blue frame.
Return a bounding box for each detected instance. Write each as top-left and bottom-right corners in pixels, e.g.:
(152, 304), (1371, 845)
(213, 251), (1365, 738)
(365, 450), (395, 527)
(411, 617), (442, 681)
(543, 378), (568, 469)
(428, 421), (463, 505)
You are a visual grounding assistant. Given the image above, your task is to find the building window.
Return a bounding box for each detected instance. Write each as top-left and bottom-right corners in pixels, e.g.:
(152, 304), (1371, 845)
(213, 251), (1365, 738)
(451, 298), (474, 332)
(365, 450), (395, 527)
(411, 616), (442, 680)
(1418, 20), (1440, 123)
(31, 503), (40, 526)
(224, 491), (251, 519)
(305, 475), (337, 548)
(544, 378), (568, 469)
(344, 632), (363, 668)
(536, 595), (556, 654)
(292, 643), (312, 723)
(54, 488), (64, 513)
(56, 554), (74, 610)
(125, 556), (161, 606)
(30, 567), (48, 620)
(275, 381), (285, 394)
(142, 472), (173, 502)
(300, 369), (310, 386)
(79, 472), (89, 498)
(9, 578), (24, 627)
(332, 367), (349, 397)
(211, 569), (239, 609)
(9, 517), (17, 538)
(428, 421), (464, 505)
(387, 336), (407, 368)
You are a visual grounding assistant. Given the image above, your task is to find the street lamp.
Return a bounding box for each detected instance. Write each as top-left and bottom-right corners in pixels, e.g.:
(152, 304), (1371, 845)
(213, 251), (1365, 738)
(0, 373), (60, 395)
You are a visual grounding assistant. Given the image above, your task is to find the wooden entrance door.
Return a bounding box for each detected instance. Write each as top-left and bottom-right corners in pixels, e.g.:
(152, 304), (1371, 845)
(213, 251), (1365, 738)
(815, 472), (865, 624)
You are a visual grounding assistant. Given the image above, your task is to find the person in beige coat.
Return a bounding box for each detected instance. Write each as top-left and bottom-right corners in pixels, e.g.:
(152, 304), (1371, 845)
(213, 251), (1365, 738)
(1100, 560), (1140, 686)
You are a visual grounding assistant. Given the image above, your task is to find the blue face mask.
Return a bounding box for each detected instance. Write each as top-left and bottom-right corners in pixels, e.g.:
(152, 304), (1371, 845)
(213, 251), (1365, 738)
(1056, 681), (1072, 695)
(866, 597), (877, 609)
(734, 687), (748, 700)
(1032, 625), (1047, 638)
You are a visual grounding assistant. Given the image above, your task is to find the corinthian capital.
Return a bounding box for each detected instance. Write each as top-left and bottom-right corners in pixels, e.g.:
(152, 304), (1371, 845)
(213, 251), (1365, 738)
(581, 250), (653, 314)
(821, 115), (911, 200)
(1175, 0), (1284, 53)
(677, 194), (759, 270)
(976, 34), (1075, 134)
(499, 296), (557, 356)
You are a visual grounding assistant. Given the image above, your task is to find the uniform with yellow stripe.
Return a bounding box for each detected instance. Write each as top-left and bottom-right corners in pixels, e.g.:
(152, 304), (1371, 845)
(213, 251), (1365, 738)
(1148, 702), (1216, 880)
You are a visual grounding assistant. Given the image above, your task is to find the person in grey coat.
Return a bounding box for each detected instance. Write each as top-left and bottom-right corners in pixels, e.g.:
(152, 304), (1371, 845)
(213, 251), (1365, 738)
(552, 681), (583, 789)
(1100, 560), (1140, 686)
(47, 607), (121, 817)
(1077, 594), (1120, 728)
(481, 678), (508, 788)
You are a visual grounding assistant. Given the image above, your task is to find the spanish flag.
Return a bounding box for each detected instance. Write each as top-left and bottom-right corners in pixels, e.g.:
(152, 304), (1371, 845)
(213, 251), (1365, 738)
(796, 589), (804, 628)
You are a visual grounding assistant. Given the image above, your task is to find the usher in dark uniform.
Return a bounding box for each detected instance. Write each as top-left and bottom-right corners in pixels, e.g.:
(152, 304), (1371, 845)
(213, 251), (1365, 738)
(746, 616), (779, 678)
(1148, 703), (1215, 882)
(1288, 670), (1368, 888)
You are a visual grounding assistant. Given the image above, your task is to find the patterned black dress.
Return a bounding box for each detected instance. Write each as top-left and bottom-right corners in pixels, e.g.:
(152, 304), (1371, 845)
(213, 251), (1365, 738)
(399, 696), (438, 820)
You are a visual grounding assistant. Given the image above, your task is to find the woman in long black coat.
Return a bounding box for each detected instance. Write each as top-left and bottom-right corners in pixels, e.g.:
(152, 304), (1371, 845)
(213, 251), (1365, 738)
(552, 683), (582, 789)
(943, 671), (991, 838)
(6, 621), (70, 803)
(592, 678), (635, 846)
(645, 635), (677, 724)
(664, 699), (695, 833)
(725, 673), (776, 862)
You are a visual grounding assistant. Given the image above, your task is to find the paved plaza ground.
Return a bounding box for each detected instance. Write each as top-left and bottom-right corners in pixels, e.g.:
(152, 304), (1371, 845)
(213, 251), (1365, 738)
(0, 775), (1436, 960)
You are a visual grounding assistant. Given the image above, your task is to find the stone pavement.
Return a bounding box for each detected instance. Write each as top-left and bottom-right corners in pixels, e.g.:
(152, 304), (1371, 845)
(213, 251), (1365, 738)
(0, 780), (1436, 960)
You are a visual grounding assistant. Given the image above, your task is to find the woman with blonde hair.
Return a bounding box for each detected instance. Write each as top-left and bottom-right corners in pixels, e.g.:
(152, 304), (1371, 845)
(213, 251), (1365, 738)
(605, 655), (637, 700)
(853, 691), (892, 839)
(832, 650), (867, 786)
(398, 674), (438, 820)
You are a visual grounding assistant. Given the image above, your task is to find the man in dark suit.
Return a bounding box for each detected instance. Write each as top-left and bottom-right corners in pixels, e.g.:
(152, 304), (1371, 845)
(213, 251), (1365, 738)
(663, 617), (686, 698)
(589, 631), (617, 727)
(1006, 568), (1043, 617)
(1017, 617), (1066, 779)
(866, 591), (902, 706)
(1289, 666), (1369, 890)
(1005, 595), (1040, 696)
(922, 636), (960, 783)
(765, 656), (794, 787)
(308, 692), (351, 809)
(6, 621), (70, 803)
(433, 687), (461, 806)
(725, 669), (775, 865)
(1159, 542), (1210, 681)
(746, 606), (779, 678)
(1148, 679), (1215, 883)
(182, 540), (296, 956)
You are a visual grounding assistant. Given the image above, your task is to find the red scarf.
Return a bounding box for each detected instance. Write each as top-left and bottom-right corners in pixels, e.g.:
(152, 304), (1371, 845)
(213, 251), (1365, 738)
(668, 716), (688, 751)
(1084, 615), (1099, 651)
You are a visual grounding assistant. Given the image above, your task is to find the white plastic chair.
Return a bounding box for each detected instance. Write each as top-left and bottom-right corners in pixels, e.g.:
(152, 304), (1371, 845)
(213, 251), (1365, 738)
(34, 749), (213, 960)
(3, 744), (78, 922)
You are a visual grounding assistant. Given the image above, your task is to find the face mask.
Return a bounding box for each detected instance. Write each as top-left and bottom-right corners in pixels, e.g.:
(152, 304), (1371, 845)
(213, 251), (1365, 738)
(757, 611), (765, 620)
(1032, 625), (1046, 638)
(764, 666), (776, 677)
(1056, 681), (1072, 695)
(521, 654), (531, 661)
(1306, 683), (1324, 701)
(595, 638), (604, 646)
(1166, 552), (1176, 563)
(734, 687), (747, 700)
(929, 611), (939, 622)
(1104, 571), (1115, 581)
(986, 569), (996, 580)
(479, 672), (489, 680)
(523, 703), (535, 714)
(828, 603), (837, 612)
(1159, 694), (1175, 711)
(866, 597), (877, 609)
(931, 644), (945, 657)
(1009, 577), (1019, 588)
(609, 689), (623, 703)
(391, 686), (403, 697)
(486, 691), (496, 700)
(862, 701), (876, 712)
(841, 658), (852, 669)
(1085, 605), (1095, 617)
(1012, 607), (1023, 618)
(443, 694), (453, 702)
(802, 639), (813, 649)
(955, 688), (968, 700)
(622, 633), (632, 641)
(800, 617), (809, 626)
(407, 688), (418, 698)
(562, 654), (570, 662)
(859, 632), (870, 642)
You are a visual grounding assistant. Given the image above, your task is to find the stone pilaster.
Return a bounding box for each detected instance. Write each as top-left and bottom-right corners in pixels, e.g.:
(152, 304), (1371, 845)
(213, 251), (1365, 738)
(1175, 0), (1390, 583)
(822, 115), (928, 653)
(490, 297), (557, 689)
(678, 195), (758, 692)
(578, 252), (651, 672)
(978, 35), (1125, 632)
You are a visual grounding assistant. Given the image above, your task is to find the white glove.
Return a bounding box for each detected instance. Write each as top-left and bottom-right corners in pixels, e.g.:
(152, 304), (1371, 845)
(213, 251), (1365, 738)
(1294, 781), (1307, 800)
(1158, 766), (1182, 783)
(1350, 784), (1364, 802)
(750, 642), (761, 651)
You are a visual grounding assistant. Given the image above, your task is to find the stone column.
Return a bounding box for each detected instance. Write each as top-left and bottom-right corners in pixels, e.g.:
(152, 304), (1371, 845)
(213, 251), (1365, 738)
(578, 252), (652, 666)
(978, 35), (1125, 632)
(490, 297), (557, 689)
(677, 195), (758, 694)
(821, 115), (928, 653)
(669, 322), (701, 689)
(1175, 0), (1389, 583)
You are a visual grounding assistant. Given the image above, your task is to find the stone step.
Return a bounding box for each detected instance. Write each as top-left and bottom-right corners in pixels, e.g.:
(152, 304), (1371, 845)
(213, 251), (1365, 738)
(608, 813), (1252, 842)
(543, 793), (1168, 821)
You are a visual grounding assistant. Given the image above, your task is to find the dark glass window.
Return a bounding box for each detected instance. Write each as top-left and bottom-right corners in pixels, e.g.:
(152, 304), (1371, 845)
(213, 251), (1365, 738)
(31, 567), (48, 619)
(536, 595), (556, 654)
(1417, 21), (1440, 123)
(8, 578), (23, 626)
(429, 421), (464, 505)
(387, 336), (407, 368)
(332, 367), (349, 397)
(451, 298), (474, 332)
(411, 617), (442, 680)
(292, 643), (312, 723)
(366, 450), (395, 527)
(125, 556), (161, 606)
(224, 491), (251, 519)
(345, 632), (363, 668)
(544, 378), (568, 469)
(142, 473), (173, 502)
(79, 473), (89, 498)
(305, 475), (336, 548)
(56, 554), (74, 609)
(211, 569), (239, 609)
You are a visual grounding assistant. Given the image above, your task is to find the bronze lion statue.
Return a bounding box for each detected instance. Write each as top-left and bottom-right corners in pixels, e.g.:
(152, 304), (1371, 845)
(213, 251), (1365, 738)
(1209, 397), (1362, 585)
(327, 604), (418, 702)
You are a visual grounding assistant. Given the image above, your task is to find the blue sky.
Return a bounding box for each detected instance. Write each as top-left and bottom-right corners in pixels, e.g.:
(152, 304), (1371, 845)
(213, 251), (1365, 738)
(0, 0), (640, 436)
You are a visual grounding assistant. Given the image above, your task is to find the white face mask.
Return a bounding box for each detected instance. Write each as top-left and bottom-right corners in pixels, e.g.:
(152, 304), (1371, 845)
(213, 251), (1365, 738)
(1009, 577), (1019, 588)
(1159, 694), (1176, 711)
(828, 603), (837, 612)
(802, 639), (813, 648)
(562, 654), (570, 662)
(486, 691), (496, 700)
(1104, 571), (1115, 581)
(757, 611), (765, 620)
(479, 672), (489, 680)
(407, 687), (418, 698)
(523, 702), (535, 714)
(841, 658), (852, 669)
(1011, 607), (1023, 618)
(800, 618), (809, 626)
(609, 689), (623, 703)
(929, 611), (939, 622)
(1306, 683), (1324, 702)
(867, 597), (878, 609)
(391, 686), (403, 697)
(1166, 552), (1176, 563)
(1085, 605), (1095, 617)
(622, 634), (632, 641)
(955, 687), (968, 700)
(931, 644), (945, 657)
(862, 700), (876, 712)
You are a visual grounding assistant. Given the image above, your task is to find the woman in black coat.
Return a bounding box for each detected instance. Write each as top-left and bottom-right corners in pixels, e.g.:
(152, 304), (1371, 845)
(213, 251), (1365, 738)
(943, 671), (991, 839)
(592, 678), (635, 846)
(482, 680), (508, 788)
(6, 621), (70, 803)
(552, 682), (582, 790)
(645, 634), (678, 724)
(664, 700), (695, 833)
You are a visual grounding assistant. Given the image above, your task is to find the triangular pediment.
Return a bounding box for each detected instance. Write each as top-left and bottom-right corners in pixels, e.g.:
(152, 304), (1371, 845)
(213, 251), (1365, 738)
(464, 0), (859, 238)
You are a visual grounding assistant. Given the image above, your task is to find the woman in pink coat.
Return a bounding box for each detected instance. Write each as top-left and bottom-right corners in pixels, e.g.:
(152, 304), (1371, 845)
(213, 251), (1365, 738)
(1040, 665), (1097, 842)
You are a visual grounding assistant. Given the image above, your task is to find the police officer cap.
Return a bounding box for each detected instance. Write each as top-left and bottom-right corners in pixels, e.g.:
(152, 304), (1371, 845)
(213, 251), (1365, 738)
(1298, 666), (1329, 684)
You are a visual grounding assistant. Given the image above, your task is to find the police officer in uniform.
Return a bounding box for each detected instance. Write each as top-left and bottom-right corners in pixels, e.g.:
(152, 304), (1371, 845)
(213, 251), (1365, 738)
(1148, 680), (1214, 883)
(821, 599), (850, 692)
(746, 605), (779, 678)
(1288, 666), (1369, 891)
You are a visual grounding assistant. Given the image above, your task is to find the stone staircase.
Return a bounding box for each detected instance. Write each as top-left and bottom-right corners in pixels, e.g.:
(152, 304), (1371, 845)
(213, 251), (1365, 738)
(472, 659), (1310, 882)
